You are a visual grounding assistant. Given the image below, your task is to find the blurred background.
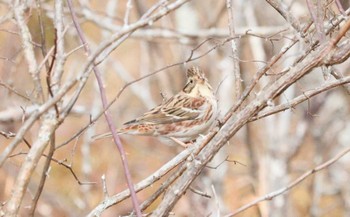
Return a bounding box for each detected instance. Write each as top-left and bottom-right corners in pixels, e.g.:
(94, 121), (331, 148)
(1, 0), (350, 216)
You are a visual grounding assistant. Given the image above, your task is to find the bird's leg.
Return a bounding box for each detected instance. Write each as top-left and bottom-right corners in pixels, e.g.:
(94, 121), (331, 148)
(169, 137), (190, 148)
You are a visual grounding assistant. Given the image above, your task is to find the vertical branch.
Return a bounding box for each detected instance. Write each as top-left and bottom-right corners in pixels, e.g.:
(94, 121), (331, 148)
(28, 0), (66, 214)
(265, 41), (299, 217)
(243, 2), (269, 216)
(66, 1), (142, 216)
(4, 1), (67, 215)
(28, 136), (55, 216)
(51, 0), (66, 98)
(124, 0), (133, 26)
(226, 0), (241, 100)
(12, 0), (44, 102)
(35, 0), (50, 71)
(306, 0), (325, 41)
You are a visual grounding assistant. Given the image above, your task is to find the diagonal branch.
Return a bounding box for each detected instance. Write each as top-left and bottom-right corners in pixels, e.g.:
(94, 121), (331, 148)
(4, 111), (58, 217)
(226, 145), (350, 216)
(150, 17), (350, 216)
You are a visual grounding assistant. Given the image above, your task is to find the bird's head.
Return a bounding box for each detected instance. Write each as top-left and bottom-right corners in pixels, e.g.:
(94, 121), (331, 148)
(183, 66), (213, 97)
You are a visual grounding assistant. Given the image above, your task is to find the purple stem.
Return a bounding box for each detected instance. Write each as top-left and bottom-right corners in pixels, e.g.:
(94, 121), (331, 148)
(66, 0), (142, 216)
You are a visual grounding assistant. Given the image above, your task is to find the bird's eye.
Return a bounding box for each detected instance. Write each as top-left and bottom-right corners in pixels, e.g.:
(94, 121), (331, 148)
(189, 79), (193, 83)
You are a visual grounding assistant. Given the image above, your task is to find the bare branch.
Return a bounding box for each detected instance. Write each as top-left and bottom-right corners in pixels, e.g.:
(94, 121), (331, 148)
(12, 0), (44, 102)
(226, 0), (242, 100)
(2, 1), (350, 216)
(66, 0), (142, 215)
(226, 145), (350, 216)
(150, 18), (350, 216)
(252, 76), (350, 121)
(0, 80), (31, 101)
(266, 0), (302, 32)
(87, 144), (196, 216)
(4, 111), (58, 216)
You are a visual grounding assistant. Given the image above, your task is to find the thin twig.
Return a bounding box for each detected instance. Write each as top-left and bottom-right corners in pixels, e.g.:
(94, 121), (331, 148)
(124, 0), (133, 26)
(306, 0), (325, 41)
(0, 80), (31, 101)
(0, 131), (16, 139)
(66, 0), (142, 216)
(0, 56), (16, 63)
(226, 145), (350, 216)
(206, 156), (246, 169)
(9, 150), (95, 185)
(266, 0), (301, 32)
(189, 187), (211, 199)
(252, 76), (350, 121)
(35, 0), (50, 71)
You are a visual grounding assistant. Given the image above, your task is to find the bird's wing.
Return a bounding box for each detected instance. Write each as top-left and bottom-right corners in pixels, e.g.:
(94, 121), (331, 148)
(124, 94), (206, 125)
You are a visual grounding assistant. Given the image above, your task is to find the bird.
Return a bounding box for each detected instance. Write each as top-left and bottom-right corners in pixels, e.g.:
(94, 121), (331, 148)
(93, 66), (218, 147)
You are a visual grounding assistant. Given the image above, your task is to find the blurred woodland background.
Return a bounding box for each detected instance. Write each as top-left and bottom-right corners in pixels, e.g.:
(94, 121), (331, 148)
(1, 0), (350, 216)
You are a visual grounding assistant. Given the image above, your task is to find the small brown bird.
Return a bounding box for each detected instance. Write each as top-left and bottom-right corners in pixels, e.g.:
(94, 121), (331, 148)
(93, 66), (218, 146)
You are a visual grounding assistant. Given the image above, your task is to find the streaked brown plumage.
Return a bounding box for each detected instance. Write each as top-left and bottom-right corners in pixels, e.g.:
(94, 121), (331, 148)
(93, 66), (218, 143)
